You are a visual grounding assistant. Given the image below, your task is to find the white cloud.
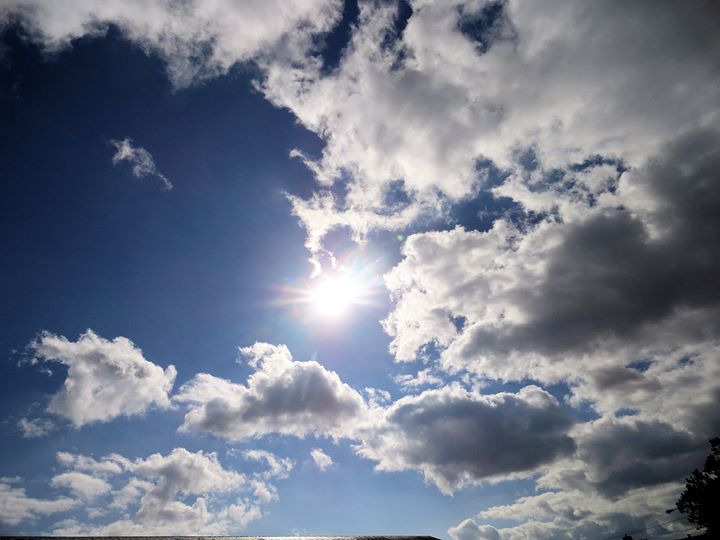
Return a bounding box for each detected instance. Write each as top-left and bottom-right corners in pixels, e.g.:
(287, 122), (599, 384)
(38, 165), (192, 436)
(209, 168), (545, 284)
(310, 448), (333, 472)
(382, 126), (720, 533)
(449, 519), (500, 540)
(0, 477), (77, 527)
(17, 417), (54, 438)
(56, 451), (123, 476)
(394, 367), (444, 391)
(73, 447), (267, 534)
(455, 482), (691, 540)
(380, 130), (720, 443)
(363, 387), (392, 406)
(50, 472), (111, 501)
(243, 449), (294, 480)
(110, 137), (173, 190)
(0, 0), (341, 88)
(108, 478), (153, 511)
(1, 447), (291, 534)
(3, 1), (719, 536)
(175, 342), (368, 441)
(261, 0), (720, 256)
(30, 329), (176, 427)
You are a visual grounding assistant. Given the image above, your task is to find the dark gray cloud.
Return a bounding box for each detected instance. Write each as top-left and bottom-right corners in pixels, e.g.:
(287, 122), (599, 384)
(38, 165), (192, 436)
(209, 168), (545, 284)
(357, 385), (575, 494)
(512, 129), (720, 356)
(386, 128), (720, 381)
(573, 418), (706, 498)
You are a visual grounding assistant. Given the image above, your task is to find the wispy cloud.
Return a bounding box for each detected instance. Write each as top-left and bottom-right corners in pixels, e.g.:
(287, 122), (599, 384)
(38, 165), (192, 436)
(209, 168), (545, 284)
(310, 448), (333, 472)
(17, 417), (54, 438)
(110, 138), (173, 191)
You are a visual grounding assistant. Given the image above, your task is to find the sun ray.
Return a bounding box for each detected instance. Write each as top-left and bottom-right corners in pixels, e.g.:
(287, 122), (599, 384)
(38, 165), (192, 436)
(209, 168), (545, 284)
(273, 255), (385, 319)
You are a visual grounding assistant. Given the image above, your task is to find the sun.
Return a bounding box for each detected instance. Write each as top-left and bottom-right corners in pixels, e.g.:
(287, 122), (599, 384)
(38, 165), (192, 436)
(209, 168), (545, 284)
(275, 260), (381, 320)
(309, 273), (362, 316)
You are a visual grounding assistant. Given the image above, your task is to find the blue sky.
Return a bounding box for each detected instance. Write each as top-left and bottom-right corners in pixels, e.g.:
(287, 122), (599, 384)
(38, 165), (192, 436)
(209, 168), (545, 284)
(1, 2), (719, 539)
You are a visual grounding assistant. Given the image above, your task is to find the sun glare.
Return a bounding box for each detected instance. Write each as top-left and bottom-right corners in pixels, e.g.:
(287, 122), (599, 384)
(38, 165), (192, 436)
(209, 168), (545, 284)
(275, 259), (382, 321)
(309, 273), (361, 316)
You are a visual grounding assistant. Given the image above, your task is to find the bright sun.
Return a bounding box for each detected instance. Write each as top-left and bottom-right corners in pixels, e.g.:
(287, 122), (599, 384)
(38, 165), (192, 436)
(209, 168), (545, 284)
(309, 273), (362, 316)
(276, 262), (380, 320)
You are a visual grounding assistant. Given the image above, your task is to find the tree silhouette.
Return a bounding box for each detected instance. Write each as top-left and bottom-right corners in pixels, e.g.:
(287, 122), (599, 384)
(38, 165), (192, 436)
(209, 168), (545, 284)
(676, 437), (720, 535)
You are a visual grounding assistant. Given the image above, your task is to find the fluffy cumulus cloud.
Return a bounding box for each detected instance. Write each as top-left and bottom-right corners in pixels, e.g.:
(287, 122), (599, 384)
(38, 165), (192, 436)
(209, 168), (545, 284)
(450, 519), (500, 540)
(175, 343), (368, 440)
(357, 385), (575, 494)
(0, 448), (290, 534)
(30, 330), (176, 427)
(110, 137), (173, 190)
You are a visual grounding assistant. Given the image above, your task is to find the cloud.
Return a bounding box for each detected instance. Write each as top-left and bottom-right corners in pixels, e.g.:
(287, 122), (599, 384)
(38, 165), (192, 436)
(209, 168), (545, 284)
(128, 448), (244, 499)
(237, 450), (294, 507)
(70, 450), (246, 535)
(261, 0), (720, 255)
(459, 482), (692, 540)
(175, 342), (368, 441)
(243, 450), (294, 480)
(356, 385), (575, 494)
(363, 387), (392, 406)
(3, 1), (720, 536)
(10, 0), (717, 258)
(445, 411), (709, 539)
(394, 367), (444, 391)
(0, 477), (77, 527)
(558, 418), (706, 498)
(50, 473), (111, 500)
(310, 448), (333, 472)
(17, 417), (54, 438)
(0, 0), (341, 88)
(382, 129), (720, 384)
(110, 137), (173, 190)
(30, 329), (176, 427)
(382, 126), (720, 535)
(449, 519), (500, 540)
(55, 451), (123, 476)
(1, 447), (291, 534)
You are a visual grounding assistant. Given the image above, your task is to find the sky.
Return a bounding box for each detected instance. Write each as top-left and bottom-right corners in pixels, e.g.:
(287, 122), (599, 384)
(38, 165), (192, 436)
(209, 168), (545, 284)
(0, 1), (719, 538)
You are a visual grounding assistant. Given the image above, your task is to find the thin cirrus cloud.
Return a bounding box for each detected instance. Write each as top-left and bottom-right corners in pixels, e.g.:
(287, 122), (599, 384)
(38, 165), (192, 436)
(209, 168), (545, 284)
(110, 138), (173, 191)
